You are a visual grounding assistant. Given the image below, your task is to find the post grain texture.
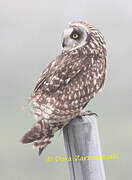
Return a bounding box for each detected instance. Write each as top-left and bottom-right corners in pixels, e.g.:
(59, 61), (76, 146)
(63, 115), (106, 180)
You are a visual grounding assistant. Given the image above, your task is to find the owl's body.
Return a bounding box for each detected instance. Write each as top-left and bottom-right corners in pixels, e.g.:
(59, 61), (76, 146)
(21, 21), (106, 155)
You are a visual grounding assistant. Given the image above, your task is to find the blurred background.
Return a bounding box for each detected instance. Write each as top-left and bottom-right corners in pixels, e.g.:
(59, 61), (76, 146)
(0, 0), (132, 179)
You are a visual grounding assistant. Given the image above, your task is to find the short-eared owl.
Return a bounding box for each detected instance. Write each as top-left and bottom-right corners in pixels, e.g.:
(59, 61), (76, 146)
(21, 21), (106, 155)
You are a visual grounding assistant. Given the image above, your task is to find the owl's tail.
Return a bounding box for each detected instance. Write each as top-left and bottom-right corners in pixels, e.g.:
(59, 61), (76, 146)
(20, 119), (65, 155)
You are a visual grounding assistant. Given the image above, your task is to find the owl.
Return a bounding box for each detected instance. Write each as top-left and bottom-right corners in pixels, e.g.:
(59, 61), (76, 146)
(21, 21), (107, 155)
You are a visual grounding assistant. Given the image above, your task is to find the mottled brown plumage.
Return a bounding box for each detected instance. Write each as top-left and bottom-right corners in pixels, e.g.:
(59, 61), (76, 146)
(21, 21), (107, 155)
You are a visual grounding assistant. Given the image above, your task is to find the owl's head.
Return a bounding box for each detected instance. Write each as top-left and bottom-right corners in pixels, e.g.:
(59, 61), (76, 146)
(62, 22), (89, 51)
(62, 21), (106, 53)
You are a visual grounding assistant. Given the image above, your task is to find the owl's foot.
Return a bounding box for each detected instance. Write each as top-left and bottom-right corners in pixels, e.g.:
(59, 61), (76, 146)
(79, 110), (98, 117)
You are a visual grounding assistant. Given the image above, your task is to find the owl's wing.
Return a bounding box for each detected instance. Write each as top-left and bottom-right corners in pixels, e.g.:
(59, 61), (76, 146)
(34, 58), (58, 93)
(33, 54), (87, 95)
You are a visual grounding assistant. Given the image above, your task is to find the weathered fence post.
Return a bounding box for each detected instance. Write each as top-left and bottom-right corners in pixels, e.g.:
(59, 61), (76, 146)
(63, 115), (106, 180)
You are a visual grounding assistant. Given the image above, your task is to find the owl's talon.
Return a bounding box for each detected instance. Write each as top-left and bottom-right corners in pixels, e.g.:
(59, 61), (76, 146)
(79, 110), (98, 117)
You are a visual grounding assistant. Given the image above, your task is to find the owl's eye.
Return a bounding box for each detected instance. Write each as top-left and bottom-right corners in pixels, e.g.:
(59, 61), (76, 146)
(72, 33), (79, 39)
(70, 31), (80, 40)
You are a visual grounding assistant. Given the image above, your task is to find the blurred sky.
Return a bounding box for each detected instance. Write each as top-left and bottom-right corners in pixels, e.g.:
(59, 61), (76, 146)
(0, 0), (132, 180)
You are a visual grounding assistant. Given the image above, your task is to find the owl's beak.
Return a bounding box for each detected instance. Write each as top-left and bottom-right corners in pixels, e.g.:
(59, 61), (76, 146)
(62, 27), (73, 49)
(62, 40), (66, 48)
